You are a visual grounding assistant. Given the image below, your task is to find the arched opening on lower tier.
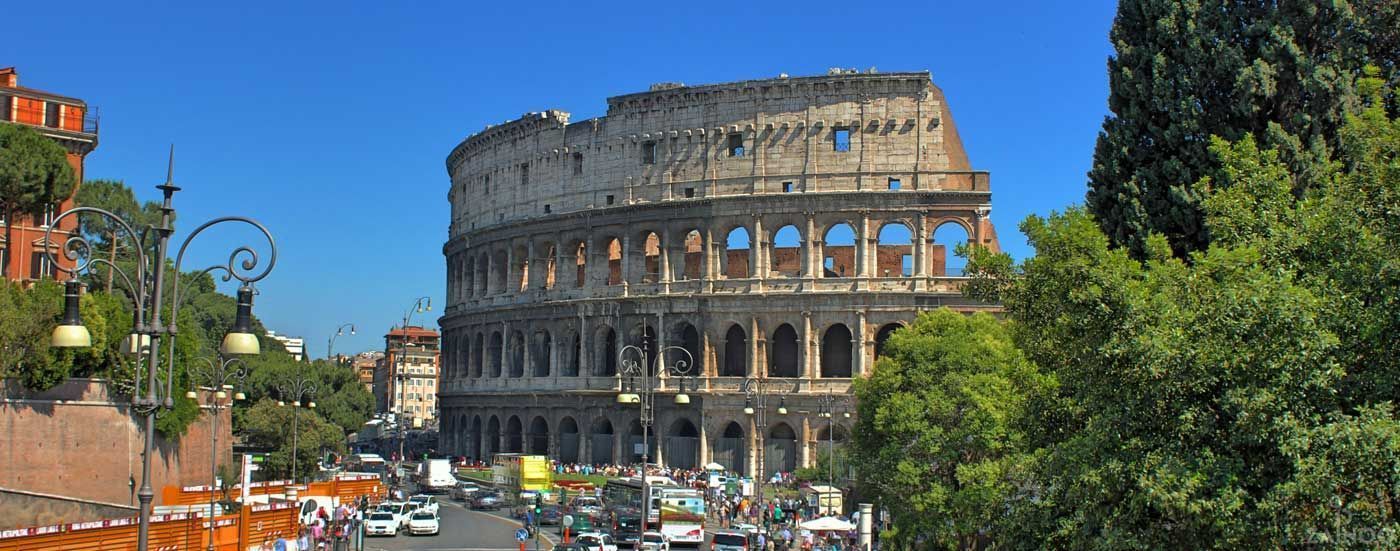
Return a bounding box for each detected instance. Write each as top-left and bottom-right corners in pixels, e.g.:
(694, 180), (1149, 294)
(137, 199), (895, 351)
(722, 324), (748, 377)
(769, 324), (800, 377)
(821, 324), (853, 377)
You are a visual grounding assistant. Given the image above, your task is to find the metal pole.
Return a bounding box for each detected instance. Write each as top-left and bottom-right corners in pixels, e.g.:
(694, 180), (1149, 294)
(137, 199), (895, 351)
(137, 181), (177, 551)
(208, 397), (218, 551)
(292, 400), (300, 483)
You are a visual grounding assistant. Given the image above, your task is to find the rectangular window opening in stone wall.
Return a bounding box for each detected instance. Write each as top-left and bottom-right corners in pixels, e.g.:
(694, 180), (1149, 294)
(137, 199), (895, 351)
(520, 163), (530, 186)
(573, 152), (584, 175)
(728, 133), (744, 157)
(834, 127), (851, 152)
(544, 204), (551, 213)
(642, 141), (657, 164)
(782, 181), (793, 193)
(888, 178), (901, 190)
(685, 187), (695, 198)
(606, 195), (615, 205)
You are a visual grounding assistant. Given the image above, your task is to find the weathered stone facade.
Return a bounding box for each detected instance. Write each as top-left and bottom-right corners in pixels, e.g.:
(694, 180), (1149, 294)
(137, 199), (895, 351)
(438, 71), (999, 475)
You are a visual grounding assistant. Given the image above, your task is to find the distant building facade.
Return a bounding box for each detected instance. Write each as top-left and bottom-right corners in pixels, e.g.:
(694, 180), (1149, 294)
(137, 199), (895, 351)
(265, 330), (305, 361)
(376, 326), (440, 423)
(351, 351), (384, 393)
(0, 67), (99, 282)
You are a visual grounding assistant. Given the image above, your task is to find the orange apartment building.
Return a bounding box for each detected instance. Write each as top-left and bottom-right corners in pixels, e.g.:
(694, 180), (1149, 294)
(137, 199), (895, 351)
(375, 326), (441, 424)
(0, 67), (99, 282)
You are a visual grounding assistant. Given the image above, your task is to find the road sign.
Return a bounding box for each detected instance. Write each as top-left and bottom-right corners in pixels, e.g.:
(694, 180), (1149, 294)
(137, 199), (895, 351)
(563, 515), (574, 528)
(516, 528), (530, 542)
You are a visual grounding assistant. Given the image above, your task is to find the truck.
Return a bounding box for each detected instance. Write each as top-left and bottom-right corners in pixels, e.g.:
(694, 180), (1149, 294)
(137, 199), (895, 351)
(419, 458), (456, 494)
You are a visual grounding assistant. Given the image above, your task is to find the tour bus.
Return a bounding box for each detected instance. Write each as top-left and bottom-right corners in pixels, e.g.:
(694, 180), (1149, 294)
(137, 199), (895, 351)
(345, 453), (388, 481)
(603, 477), (706, 547)
(492, 453), (553, 498)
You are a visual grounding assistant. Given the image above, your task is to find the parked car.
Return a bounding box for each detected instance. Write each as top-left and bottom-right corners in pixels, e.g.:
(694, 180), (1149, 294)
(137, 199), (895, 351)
(364, 512), (400, 537)
(450, 482), (481, 501)
(552, 544), (591, 551)
(377, 502), (413, 530)
(408, 494), (439, 515)
(710, 530), (750, 551)
(471, 492), (503, 510)
(639, 531), (669, 551)
(537, 505), (563, 525)
(407, 510), (440, 536)
(612, 514), (642, 547)
(570, 496), (604, 515)
(575, 532), (618, 551)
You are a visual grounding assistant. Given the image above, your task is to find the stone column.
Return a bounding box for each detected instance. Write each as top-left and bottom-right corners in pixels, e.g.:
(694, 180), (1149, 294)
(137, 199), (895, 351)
(802, 311), (816, 380)
(855, 311), (868, 377)
(621, 233), (632, 291)
(857, 213), (871, 278)
(750, 317), (762, 378)
(748, 219), (761, 279)
(659, 229), (672, 284)
(914, 214), (928, 281)
(801, 416), (812, 468)
(523, 322), (534, 379)
(525, 241), (536, 292)
(578, 314), (590, 377)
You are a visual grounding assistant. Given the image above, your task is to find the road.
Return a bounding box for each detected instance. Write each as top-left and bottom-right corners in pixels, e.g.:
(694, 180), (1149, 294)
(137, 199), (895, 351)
(365, 494), (557, 551)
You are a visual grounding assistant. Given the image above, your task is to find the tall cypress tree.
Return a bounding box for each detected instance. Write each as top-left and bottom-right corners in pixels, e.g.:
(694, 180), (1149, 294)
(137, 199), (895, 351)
(1086, 0), (1397, 257)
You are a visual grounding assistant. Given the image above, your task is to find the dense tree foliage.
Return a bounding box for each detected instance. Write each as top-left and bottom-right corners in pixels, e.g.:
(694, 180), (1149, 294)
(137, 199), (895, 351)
(961, 75), (1400, 549)
(240, 398), (346, 481)
(852, 310), (1052, 550)
(0, 123), (75, 279)
(1086, 0), (1399, 258)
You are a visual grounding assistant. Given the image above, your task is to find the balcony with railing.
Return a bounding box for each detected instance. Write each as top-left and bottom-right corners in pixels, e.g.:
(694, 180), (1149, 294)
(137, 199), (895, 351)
(1, 94), (99, 145)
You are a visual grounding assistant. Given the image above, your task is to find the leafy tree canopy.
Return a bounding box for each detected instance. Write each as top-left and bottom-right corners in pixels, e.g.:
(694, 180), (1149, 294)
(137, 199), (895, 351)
(0, 123), (75, 278)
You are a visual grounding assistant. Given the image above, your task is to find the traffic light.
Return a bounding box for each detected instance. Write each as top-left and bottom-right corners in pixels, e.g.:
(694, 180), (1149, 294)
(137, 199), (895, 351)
(534, 493), (543, 515)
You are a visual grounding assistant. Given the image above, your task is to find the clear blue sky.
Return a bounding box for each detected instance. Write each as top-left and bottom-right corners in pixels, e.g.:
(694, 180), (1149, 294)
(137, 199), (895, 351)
(7, 1), (1116, 358)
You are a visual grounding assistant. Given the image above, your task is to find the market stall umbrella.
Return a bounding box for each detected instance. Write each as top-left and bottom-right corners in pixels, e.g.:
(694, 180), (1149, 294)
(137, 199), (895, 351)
(704, 462), (726, 471)
(799, 517), (855, 531)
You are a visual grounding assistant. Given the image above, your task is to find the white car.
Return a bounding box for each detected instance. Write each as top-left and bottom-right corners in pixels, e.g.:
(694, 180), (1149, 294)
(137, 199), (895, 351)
(378, 502), (413, 530)
(408, 494), (439, 515)
(639, 531), (669, 551)
(575, 532), (618, 551)
(364, 512), (399, 536)
(407, 510), (440, 536)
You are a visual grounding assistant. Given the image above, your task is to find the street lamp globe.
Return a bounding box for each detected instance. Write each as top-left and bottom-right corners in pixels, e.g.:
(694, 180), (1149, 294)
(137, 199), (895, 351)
(51, 280), (91, 348)
(674, 392), (690, 405)
(185, 389), (198, 399)
(220, 286), (260, 356)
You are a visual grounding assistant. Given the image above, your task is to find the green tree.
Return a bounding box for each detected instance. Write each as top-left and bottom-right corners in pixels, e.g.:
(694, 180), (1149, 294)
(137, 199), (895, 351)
(963, 80), (1400, 547)
(0, 124), (75, 279)
(73, 179), (168, 294)
(241, 398), (346, 481)
(1085, 0), (1399, 258)
(852, 309), (1052, 550)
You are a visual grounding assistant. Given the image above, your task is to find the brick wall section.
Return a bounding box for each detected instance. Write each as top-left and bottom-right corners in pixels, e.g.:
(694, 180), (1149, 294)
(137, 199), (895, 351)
(0, 379), (230, 512)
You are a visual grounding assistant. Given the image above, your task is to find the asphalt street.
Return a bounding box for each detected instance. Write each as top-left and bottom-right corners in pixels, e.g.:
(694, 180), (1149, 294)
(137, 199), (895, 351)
(364, 495), (557, 551)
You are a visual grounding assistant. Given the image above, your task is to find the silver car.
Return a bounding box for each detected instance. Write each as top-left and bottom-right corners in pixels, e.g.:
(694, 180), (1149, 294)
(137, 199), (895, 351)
(711, 530), (750, 551)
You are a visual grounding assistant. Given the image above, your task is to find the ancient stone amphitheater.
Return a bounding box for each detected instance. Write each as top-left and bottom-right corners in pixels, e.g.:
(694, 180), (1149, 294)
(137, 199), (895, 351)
(438, 70), (999, 476)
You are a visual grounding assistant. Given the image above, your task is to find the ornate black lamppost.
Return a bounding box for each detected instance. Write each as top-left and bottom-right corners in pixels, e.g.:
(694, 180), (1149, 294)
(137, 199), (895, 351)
(327, 322), (356, 363)
(741, 376), (798, 513)
(277, 372), (318, 484)
(616, 342), (695, 532)
(185, 356), (248, 551)
(47, 153), (276, 551)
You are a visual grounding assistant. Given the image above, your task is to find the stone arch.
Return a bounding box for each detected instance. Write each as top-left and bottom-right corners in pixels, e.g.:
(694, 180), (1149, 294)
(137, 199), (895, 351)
(538, 242), (558, 290)
(475, 253), (489, 296)
(505, 415), (524, 453)
(485, 415), (501, 456)
(492, 249), (508, 294)
(821, 324), (854, 377)
(767, 422), (799, 474)
(722, 324), (748, 377)
(627, 419), (657, 464)
(488, 330), (503, 377)
(876, 221), (914, 277)
(471, 332), (484, 378)
(822, 223), (857, 277)
(513, 243), (530, 292)
(594, 325), (618, 376)
(770, 224), (803, 277)
(681, 229), (704, 280)
(639, 231), (662, 284)
(469, 415), (482, 460)
(628, 323), (658, 376)
(665, 418), (701, 469)
(932, 220), (972, 276)
(590, 417), (615, 464)
(769, 323), (800, 377)
(605, 236), (623, 286)
(874, 323), (903, 360)
(573, 241), (588, 288)
(532, 330), (552, 377)
(723, 226), (751, 278)
(558, 416), (581, 463)
(671, 321), (702, 376)
(509, 330), (525, 377)
(715, 421), (747, 474)
(528, 416), (549, 455)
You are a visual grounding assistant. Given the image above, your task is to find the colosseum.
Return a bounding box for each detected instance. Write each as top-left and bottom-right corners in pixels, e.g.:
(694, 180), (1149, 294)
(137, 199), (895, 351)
(438, 70), (1000, 477)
